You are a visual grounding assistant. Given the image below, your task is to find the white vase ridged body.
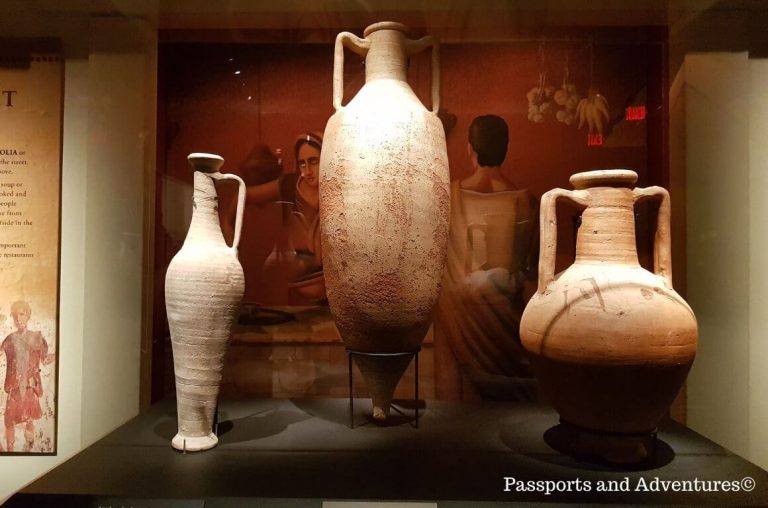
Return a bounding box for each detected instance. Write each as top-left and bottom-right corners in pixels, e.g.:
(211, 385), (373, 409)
(320, 23), (449, 418)
(165, 161), (245, 451)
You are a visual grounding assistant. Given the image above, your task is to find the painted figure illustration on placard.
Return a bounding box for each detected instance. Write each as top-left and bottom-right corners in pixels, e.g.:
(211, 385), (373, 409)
(0, 45), (62, 454)
(1, 301), (56, 453)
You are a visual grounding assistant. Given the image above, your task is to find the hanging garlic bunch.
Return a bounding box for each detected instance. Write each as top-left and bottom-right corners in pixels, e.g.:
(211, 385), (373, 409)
(554, 52), (580, 126)
(526, 44), (555, 124)
(526, 72), (555, 124)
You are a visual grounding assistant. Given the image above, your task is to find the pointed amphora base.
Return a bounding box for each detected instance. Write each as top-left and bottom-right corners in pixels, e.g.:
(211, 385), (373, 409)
(353, 354), (413, 421)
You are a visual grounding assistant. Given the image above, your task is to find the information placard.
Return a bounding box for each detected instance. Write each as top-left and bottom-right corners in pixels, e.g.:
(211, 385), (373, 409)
(0, 42), (62, 455)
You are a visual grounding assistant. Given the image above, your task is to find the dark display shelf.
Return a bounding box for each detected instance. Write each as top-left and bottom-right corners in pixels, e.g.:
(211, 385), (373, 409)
(7, 398), (768, 507)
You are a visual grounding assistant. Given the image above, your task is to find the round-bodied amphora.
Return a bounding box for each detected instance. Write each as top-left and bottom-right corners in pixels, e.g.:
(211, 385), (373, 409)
(165, 153), (246, 451)
(520, 169), (697, 464)
(320, 22), (450, 420)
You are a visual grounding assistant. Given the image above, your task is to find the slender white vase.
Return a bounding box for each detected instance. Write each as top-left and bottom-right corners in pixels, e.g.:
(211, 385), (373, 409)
(165, 153), (245, 451)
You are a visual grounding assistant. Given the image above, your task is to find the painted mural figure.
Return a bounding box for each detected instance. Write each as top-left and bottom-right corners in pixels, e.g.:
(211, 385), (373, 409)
(438, 115), (539, 399)
(260, 132), (324, 304)
(224, 132), (325, 304)
(1, 301), (54, 452)
(276, 132), (323, 279)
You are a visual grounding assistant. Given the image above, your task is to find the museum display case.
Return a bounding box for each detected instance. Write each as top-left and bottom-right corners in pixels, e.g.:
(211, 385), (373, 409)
(1, 0), (768, 506)
(153, 11), (667, 410)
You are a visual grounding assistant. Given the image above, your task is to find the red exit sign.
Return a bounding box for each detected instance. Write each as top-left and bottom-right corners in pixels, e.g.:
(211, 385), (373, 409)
(588, 133), (603, 146)
(625, 105), (646, 121)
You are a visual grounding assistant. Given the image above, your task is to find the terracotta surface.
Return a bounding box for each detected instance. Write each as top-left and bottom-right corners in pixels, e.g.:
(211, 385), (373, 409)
(319, 22), (449, 419)
(520, 169), (697, 463)
(165, 153), (246, 451)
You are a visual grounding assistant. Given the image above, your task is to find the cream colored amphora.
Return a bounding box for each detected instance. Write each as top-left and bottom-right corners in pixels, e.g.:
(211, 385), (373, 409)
(165, 153), (245, 451)
(520, 170), (697, 463)
(320, 22), (449, 420)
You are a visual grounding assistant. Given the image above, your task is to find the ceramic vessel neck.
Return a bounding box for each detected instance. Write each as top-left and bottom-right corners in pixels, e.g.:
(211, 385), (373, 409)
(576, 186), (639, 266)
(186, 171), (226, 247)
(365, 26), (408, 83)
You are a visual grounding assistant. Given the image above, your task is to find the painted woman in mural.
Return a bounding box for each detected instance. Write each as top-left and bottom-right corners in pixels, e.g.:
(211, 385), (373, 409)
(279, 132), (323, 276)
(1, 301), (54, 452)
(224, 132), (325, 305)
(437, 115), (539, 399)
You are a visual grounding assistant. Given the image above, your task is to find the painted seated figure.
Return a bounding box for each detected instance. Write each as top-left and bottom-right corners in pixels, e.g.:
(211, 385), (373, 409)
(438, 115), (539, 400)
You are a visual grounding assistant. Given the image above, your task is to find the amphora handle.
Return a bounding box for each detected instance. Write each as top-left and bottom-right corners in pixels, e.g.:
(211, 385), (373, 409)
(537, 188), (589, 292)
(405, 35), (440, 114)
(210, 172), (246, 253)
(633, 186), (673, 287)
(333, 30), (440, 115)
(332, 32), (370, 111)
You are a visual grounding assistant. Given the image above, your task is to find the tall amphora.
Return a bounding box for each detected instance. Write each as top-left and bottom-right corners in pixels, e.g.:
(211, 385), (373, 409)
(520, 170), (697, 464)
(320, 22), (450, 420)
(165, 153), (245, 451)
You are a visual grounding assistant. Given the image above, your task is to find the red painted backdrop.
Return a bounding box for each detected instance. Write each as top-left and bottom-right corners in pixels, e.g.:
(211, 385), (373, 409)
(158, 40), (661, 302)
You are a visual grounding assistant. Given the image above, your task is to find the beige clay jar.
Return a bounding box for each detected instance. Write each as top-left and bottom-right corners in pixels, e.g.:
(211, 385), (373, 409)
(165, 153), (245, 451)
(320, 22), (449, 419)
(520, 169), (697, 463)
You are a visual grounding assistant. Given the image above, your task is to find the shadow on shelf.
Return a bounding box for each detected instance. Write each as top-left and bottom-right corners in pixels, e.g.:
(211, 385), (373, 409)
(499, 423), (675, 472)
(216, 408), (312, 444)
(290, 398), (424, 428)
(153, 403), (312, 445)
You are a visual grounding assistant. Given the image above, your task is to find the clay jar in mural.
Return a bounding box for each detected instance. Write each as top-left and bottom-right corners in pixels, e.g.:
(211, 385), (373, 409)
(520, 169), (697, 463)
(320, 22), (450, 420)
(165, 153), (246, 451)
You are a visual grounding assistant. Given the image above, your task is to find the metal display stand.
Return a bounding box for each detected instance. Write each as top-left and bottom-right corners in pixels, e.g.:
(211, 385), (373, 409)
(346, 348), (420, 429)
